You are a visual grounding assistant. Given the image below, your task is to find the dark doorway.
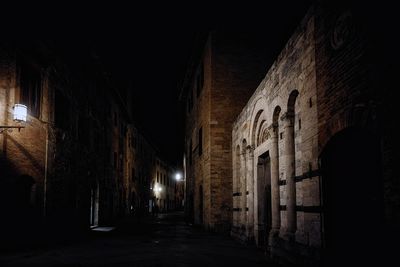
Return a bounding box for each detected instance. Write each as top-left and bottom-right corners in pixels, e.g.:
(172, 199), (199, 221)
(320, 128), (383, 266)
(199, 185), (203, 224)
(257, 152), (272, 248)
(90, 183), (99, 227)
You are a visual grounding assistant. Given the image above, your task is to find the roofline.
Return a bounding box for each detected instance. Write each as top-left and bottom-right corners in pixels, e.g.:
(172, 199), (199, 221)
(178, 32), (209, 101)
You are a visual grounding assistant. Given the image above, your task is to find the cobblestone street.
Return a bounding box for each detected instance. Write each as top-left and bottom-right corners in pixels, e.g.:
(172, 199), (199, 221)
(0, 212), (280, 267)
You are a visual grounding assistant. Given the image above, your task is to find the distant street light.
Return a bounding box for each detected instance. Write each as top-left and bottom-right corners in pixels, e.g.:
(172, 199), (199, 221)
(175, 173), (182, 181)
(153, 186), (162, 193)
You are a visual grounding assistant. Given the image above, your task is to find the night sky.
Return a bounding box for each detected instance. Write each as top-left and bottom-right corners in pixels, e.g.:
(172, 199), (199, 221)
(13, 1), (315, 165)
(85, 1), (314, 165)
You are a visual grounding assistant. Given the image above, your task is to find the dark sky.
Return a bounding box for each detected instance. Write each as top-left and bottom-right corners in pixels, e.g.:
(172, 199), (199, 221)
(12, 1), (314, 165)
(83, 1), (314, 165)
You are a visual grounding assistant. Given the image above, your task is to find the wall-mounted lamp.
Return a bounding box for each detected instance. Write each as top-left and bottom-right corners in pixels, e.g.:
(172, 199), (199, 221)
(0, 104), (27, 134)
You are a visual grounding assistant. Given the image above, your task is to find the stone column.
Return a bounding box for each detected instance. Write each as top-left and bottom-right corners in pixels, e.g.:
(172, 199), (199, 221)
(282, 112), (296, 238)
(269, 123), (280, 236)
(241, 151), (247, 227)
(246, 146), (254, 239)
(233, 152), (239, 228)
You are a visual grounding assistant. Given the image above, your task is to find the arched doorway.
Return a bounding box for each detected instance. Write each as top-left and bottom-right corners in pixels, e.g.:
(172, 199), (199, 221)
(257, 151), (272, 248)
(90, 182), (99, 227)
(320, 128), (383, 265)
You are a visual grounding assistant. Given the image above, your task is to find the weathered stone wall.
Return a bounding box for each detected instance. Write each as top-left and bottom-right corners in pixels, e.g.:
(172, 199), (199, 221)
(152, 157), (176, 212)
(184, 37), (211, 226)
(232, 8), (319, 264)
(0, 42), (140, 244)
(130, 127), (157, 215)
(233, 2), (398, 265)
(210, 32), (272, 233)
(184, 32), (273, 233)
(314, 2), (398, 264)
(0, 45), (48, 229)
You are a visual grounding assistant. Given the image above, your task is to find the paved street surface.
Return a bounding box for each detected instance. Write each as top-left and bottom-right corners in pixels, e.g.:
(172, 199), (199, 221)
(0, 212), (280, 267)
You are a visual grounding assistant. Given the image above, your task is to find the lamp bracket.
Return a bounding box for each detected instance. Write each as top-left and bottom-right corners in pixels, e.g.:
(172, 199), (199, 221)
(0, 126), (25, 134)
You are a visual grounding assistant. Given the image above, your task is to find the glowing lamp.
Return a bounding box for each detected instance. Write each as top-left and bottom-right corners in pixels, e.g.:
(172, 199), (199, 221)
(153, 186), (162, 193)
(175, 173), (182, 181)
(13, 104), (27, 122)
(0, 103), (27, 134)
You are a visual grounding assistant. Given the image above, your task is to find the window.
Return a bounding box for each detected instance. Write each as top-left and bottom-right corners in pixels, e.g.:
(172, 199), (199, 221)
(20, 59), (41, 118)
(198, 127), (203, 156)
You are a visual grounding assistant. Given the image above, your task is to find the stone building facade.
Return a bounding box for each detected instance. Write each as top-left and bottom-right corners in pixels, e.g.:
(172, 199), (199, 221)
(0, 40), (168, 246)
(150, 157), (177, 213)
(129, 126), (157, 216)
(232, 3), (397, 266)
(181, 32), (272, 233)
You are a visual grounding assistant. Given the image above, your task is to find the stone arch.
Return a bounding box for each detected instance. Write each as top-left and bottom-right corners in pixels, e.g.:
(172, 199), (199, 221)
(256, 120), (269, 146)
(319, 127), (383, 265)
(287, 90), (299, 115)
(251, 110), (264, 148)
(319, 102), (379, 152)
(273, 106), (281, 125)
(249, 97), (268, 148)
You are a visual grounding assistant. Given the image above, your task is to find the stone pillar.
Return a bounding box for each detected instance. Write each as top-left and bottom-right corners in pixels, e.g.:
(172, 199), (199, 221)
(241, 151), (247, 227)
(246, 146), (254, 239)
(233, 151), (239, 229)
(282, 112), (296, 238)
(269, 123), (280, 235)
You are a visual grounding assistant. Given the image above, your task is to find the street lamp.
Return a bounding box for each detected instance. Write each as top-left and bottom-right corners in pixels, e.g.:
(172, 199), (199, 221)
(0, 104), (27, 134)
(175, 172), (182, 181)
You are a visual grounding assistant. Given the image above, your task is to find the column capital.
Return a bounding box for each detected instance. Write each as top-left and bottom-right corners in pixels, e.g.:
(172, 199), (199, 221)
(240, 145), (255, 156)
(246, 145), (255, 154)
(268, 123), (279, 136)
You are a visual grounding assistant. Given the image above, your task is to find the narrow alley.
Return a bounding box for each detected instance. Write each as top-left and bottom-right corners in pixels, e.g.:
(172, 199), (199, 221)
(0, 212), (279, 267)
(1, 2), (398, 266)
